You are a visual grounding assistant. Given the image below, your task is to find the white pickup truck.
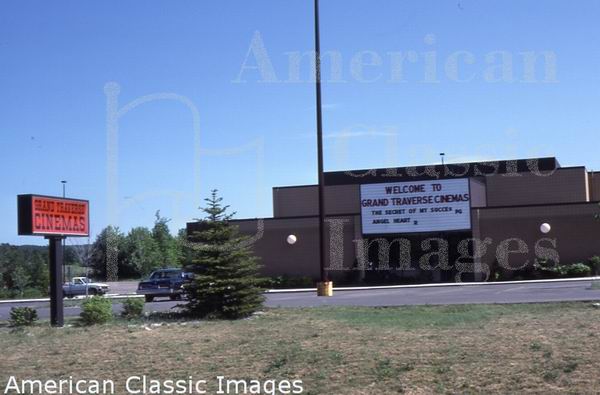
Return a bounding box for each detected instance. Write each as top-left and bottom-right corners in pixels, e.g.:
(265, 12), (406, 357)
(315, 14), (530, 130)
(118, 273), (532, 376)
(63, 277), (110, 298)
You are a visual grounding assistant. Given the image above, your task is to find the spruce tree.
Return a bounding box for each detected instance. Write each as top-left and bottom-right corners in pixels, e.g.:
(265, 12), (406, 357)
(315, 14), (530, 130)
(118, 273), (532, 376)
(183, 190), (264, 319)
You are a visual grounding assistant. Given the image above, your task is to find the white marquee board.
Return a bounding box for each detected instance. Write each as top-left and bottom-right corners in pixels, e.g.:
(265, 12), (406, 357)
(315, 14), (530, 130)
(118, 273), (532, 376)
(360, 178), (471, 234)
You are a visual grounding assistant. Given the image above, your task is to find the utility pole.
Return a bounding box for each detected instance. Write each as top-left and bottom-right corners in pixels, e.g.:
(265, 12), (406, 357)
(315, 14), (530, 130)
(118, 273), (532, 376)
(314, 0), (332, 296)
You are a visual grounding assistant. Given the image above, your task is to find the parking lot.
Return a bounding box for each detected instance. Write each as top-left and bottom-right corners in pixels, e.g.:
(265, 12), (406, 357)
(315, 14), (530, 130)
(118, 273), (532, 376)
(1, 279), (598, 321)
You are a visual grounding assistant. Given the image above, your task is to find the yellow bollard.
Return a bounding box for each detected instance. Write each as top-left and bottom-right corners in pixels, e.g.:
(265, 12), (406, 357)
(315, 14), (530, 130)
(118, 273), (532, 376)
(317, 281), (333, 296)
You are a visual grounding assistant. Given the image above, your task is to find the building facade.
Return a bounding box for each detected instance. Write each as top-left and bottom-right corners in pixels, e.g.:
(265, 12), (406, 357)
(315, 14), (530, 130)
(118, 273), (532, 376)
(188, 157), (600, 284)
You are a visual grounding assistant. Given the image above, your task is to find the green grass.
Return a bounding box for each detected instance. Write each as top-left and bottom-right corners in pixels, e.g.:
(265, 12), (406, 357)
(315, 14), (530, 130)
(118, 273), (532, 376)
(293, 302), (589, 330)
(1, 302), (599, 394)
(304, 304), (498, 329)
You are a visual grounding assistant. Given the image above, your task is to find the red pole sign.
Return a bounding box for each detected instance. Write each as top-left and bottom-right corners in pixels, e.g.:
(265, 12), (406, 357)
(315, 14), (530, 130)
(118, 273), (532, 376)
(18, 194), (89, 237)
(17, 194), (90, 327)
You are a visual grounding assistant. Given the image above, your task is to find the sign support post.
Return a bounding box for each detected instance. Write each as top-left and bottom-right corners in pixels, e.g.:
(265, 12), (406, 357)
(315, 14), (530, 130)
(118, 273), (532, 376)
(47, 236), (65, 327)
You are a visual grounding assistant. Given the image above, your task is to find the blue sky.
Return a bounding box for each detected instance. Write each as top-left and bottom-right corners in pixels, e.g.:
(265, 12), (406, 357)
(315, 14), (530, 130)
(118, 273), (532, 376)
(1, 0), (600, 245)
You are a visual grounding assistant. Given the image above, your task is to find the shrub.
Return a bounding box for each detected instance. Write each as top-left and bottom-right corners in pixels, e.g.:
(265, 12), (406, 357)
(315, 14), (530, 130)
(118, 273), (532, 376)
(80, 296), (113, 325)
(121, 297), (145, 320)
(9, 307), (38, 327)
(265, 275), (314, 289)
(565, 263), (591, 277)
(0, 288), (14, 300)
(589, 256), (600, 275)
(21, 287), (45, 299)
(534, 261), (591, 278)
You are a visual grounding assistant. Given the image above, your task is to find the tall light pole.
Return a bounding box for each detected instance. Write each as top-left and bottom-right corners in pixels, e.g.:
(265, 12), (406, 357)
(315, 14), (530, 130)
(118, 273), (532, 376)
(61, 180), (67, 282)
(314, 0), (332, 296)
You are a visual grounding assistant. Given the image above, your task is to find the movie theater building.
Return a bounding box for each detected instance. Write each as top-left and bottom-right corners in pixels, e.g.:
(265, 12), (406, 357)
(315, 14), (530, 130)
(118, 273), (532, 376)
(188, 157), (600, 283)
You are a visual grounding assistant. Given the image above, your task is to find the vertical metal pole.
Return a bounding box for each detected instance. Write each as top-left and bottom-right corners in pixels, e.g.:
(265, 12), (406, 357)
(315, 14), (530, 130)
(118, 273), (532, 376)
(61, 180), (67, 283)
(314, 0), (328, 283)
(48, 237), (64, 327)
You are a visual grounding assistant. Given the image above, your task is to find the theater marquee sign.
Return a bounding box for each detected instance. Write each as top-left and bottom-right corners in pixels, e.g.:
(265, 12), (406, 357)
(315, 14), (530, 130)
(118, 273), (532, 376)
(18, 195), (89, 236)
(17, 194), (90, 328)
(360, 178), (471, 234)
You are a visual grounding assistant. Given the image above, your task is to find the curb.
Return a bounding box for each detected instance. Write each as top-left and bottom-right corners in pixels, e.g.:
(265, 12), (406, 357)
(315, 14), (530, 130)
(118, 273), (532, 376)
(2, 276), (598, 303)
(264, 276), (600, 293)
(0, 294), (144, 305)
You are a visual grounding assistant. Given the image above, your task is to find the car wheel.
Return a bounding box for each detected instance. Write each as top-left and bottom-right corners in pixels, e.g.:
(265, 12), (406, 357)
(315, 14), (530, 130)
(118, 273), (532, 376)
(145, 295), (154, 303)
(88, 288), (98, 296)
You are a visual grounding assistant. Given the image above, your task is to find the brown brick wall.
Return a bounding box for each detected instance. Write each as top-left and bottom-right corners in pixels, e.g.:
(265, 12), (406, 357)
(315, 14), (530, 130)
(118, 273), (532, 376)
(243, 167), (598, 281)
(275, 168), (590, 217)
(235, 215), (359, 279)
(485, 167), (588, 207)
(236, 217), (320, 278)
(476, 202), (600, 270)
(273, 184), (360, 218)
(273, 186), (317, 218)
(235, 202), (600, 281)
(589, 172), (600, 201)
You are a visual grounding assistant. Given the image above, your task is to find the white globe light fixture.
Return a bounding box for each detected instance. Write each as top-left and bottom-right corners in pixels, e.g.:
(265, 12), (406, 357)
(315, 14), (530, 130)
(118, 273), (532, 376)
(540, 223), (551, 234)
(287, 234), (297, 245)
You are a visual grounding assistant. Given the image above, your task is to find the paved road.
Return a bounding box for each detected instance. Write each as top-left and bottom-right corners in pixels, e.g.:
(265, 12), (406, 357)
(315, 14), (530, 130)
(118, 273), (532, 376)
(106, 281), (139, 295)
(1, 280), (599, 321)
(267, 280), (600, 307)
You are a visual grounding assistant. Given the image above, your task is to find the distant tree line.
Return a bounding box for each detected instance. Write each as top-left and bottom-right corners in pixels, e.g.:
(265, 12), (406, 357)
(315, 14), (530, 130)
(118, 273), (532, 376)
(89, 211), (190, 280)
(0, 244), (51, 299)
(0, 211), (191, 299)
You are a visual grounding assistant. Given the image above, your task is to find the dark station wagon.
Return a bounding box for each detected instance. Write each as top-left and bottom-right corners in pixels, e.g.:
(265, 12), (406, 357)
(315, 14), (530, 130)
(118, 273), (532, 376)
(136, 268), (192, 302)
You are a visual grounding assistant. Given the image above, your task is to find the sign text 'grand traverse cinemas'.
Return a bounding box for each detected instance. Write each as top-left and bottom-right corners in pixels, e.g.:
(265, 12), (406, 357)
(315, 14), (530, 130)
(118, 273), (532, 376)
(360, 178), (471, 234)
(18, 194), (89, 237)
